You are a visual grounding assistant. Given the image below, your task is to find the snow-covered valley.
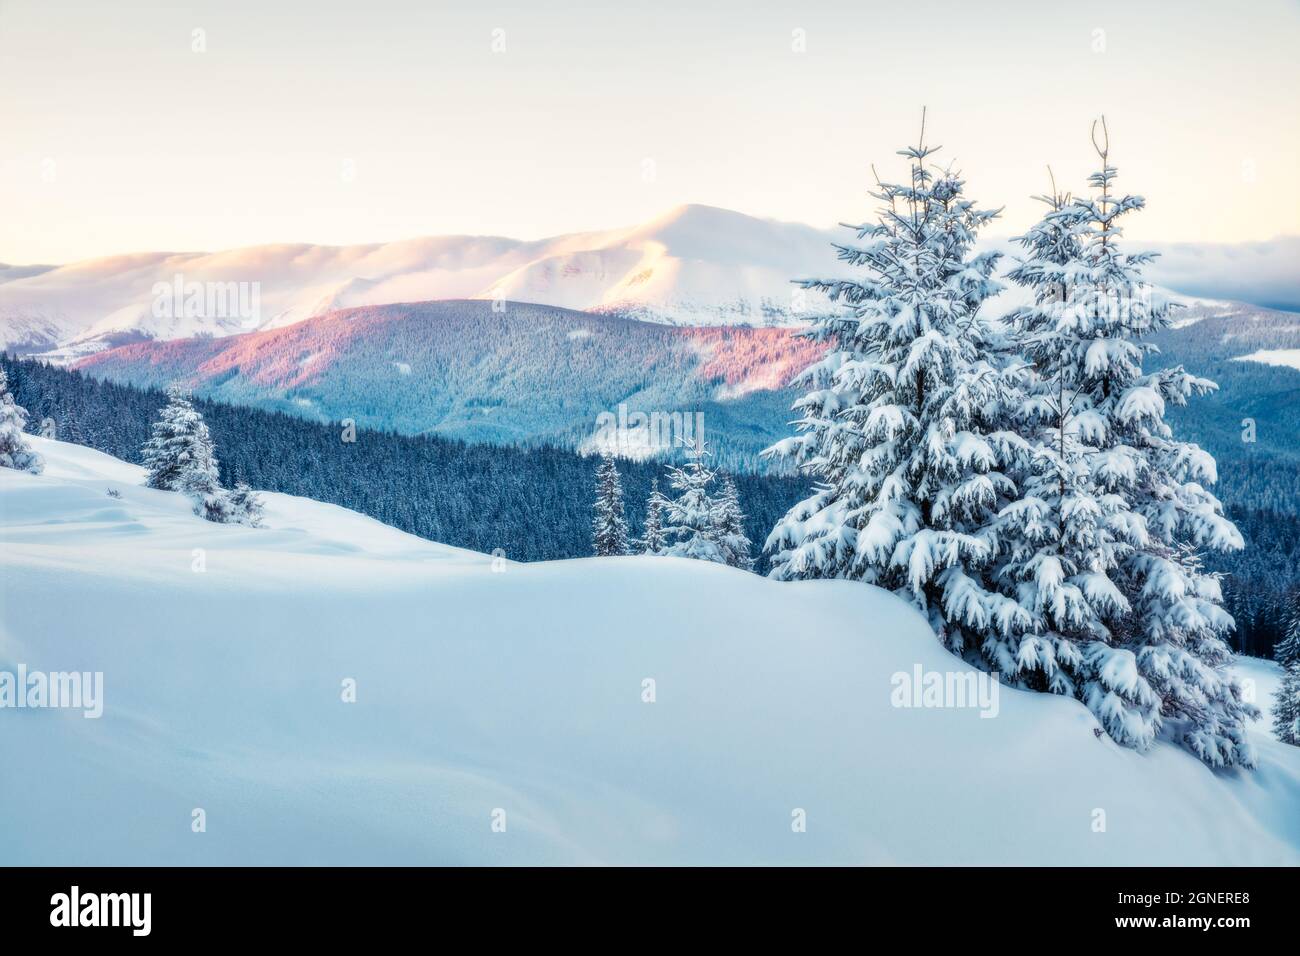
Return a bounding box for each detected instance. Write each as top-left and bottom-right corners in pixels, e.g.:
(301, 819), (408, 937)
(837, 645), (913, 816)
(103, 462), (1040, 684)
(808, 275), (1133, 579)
(2, 438), (1298, 865)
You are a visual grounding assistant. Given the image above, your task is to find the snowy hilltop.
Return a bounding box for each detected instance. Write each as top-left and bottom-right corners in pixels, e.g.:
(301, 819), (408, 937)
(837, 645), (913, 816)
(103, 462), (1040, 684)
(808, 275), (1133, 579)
(1, 437), (1297, 865)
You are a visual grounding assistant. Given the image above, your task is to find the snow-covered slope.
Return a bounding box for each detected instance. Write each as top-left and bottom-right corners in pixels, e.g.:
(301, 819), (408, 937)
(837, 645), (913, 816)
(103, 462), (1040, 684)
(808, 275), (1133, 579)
(482, 204), (839, 326)
(1232, 348), (1300, 372)
(0, 206), (844, 357)
(73, 301), (826, 456)
(2, 438), (1298, 865)
(1232, 656), (1285, 732)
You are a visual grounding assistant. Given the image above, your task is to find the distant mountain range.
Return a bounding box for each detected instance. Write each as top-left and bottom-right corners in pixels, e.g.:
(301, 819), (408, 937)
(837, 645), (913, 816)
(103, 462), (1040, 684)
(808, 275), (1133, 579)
(0, 205), (846, 358)
(6, 200), (1298, 472)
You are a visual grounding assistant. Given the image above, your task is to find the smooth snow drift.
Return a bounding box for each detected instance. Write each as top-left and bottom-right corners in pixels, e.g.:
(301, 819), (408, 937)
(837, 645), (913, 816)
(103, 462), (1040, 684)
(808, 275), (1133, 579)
(1, 438), (1298, 865)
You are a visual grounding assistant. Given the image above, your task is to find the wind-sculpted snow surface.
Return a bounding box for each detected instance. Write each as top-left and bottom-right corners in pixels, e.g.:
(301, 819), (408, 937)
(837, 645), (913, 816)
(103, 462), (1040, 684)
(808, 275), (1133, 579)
(1, 438), (1298, 864)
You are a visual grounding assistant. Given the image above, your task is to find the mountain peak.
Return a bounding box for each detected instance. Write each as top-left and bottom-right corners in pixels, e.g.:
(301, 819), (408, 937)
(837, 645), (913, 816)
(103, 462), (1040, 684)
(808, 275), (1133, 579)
(633, 203), (780, 240)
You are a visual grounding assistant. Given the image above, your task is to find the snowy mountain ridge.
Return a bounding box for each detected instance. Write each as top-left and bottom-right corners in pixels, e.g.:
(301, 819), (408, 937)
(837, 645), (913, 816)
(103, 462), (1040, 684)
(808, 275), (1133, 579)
(2, 437), (1297, 865)
(0, 206), (844, 358)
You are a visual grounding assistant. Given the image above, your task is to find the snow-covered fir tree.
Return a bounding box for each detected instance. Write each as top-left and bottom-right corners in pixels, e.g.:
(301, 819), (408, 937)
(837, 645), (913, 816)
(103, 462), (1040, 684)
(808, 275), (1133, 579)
(714, 475), (754, 571)
(591, 453), (629, 556)
(993, 175), (1131, 697)
(999, 120), (1253, 766)
(661, 443), (726, 563)
(638, 478), (668, 555)
(1273, 598), (1300, 746)
(0, 368), (43, 474)
(764, 117), (1026, 653)
(227, 481), (265, 528)
(141, 384), (228, 521)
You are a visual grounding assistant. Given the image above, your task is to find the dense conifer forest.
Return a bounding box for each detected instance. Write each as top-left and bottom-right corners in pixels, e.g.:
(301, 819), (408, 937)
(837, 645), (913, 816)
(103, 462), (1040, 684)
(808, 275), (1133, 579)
(1, 355), (806, 574)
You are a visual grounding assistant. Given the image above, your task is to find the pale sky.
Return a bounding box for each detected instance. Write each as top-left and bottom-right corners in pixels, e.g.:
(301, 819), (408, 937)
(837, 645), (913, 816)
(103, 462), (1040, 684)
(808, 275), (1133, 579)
(2, 0), (1298, 264)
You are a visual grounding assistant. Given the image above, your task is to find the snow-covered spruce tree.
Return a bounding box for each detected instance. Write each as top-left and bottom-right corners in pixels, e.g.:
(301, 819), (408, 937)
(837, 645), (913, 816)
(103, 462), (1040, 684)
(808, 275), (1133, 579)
(993, 175), (1131, 698)
(661, 444), (726, 563)
(1002, 120), (1252, 766)
(227, 481), (265, 528)
(1273, 600), (1300, 745)
(141, 384), (229, 521)
(638, 478), (668, 555)
(0, 368), (43, 474)
(714, 475), (754, 571)
(591, 453), (629, 556)
(764, 119), (1027, 653)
